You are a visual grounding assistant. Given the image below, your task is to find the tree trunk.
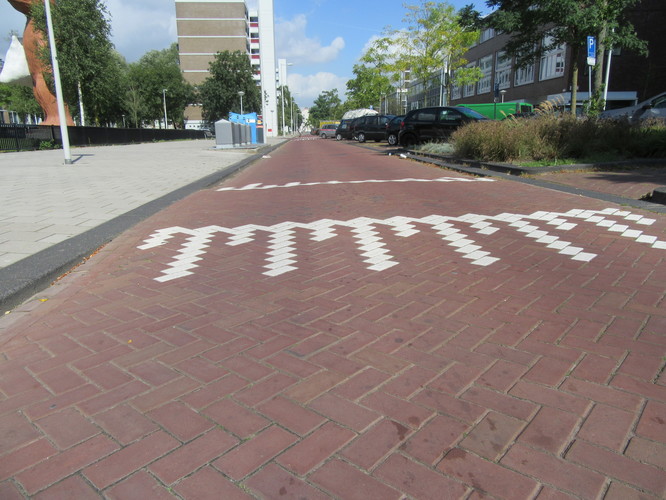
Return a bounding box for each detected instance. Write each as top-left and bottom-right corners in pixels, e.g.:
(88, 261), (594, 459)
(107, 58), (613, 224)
(595, 28), (605, 92)
(77, 80), (86, 126)
(570, 45), (579, 116)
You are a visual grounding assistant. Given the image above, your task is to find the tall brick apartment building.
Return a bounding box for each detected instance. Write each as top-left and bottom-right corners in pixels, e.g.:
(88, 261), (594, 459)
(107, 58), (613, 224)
(438, 0), (665, 111)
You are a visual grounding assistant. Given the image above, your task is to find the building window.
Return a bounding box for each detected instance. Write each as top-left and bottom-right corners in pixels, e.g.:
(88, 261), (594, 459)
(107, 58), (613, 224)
(479, 28), (495, 43)
(451, 82), (461, 100)
(463, 63), (476, 98)
(514, 62), (534, 86)
(539, 35), (565, 81)
(495, 51), (511, 90)
(477, 55), (492, 95)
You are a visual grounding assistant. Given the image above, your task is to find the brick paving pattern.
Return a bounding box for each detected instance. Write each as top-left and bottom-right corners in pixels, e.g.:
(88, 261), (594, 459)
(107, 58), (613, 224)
(537, 166), (666, 201)
(0, 137), (665, 498)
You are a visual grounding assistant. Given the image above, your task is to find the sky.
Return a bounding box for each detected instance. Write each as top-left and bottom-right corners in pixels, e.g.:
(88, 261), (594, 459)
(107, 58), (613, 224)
(0, 0), (487, 108)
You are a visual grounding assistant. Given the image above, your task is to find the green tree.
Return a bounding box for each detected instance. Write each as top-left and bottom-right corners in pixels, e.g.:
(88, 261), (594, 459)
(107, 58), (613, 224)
(127, 44), (195, 128)
(277, 86), (302, 134)
(122, 84), (145, 128)
(345, 62), (394, 111)
(486, 0), (647, 114)
(0, 83), (43, 122)
(199, 51), (260, 124)
(31, 0), (122, 125)
(308, 89), (343, 125)
(355, 39), (408, 114)
(380, 2), (481, 106)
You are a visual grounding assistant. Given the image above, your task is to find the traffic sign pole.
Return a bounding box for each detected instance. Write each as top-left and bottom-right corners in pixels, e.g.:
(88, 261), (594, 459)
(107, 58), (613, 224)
(587, 36), (596, 105)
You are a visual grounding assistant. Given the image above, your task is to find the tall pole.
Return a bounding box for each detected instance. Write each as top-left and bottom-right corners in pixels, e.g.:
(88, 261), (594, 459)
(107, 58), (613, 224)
(280, 85), (285, 135)
(290, 98), (294, 134)
(603, 31), (614, 110)
(44, 0), (72, 164)
(292, 92), (300, 133)
(238, 91), (244, 115)
(162, 89), (168, 129)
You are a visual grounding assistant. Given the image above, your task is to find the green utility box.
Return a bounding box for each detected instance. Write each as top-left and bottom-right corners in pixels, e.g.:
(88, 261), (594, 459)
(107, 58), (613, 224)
(456, 102), (534, 120)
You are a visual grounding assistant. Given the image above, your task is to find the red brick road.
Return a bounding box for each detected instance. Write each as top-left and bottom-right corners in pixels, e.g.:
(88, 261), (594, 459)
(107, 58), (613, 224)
(536, 166), (666, 201)
(1, 137), (665, 498)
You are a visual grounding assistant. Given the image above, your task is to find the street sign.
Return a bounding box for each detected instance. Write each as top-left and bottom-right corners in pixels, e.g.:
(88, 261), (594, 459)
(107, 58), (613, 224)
(587, 36), (596, 66)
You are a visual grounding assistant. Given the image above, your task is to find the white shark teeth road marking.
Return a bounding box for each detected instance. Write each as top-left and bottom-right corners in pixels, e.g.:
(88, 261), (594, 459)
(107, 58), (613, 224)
(217, 177), (495, 192)
(138, 209), (666, 282)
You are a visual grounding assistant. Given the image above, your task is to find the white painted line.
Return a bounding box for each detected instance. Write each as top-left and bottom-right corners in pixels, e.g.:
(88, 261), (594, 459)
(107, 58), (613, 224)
(217, 177), (496, 192)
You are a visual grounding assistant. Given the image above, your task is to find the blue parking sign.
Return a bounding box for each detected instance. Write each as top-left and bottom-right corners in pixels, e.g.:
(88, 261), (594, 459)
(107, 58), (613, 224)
(587, 36), (596, 65)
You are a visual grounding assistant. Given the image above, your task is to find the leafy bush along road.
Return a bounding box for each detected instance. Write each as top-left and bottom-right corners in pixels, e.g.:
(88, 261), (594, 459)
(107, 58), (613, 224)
(437, 114), (666, 164)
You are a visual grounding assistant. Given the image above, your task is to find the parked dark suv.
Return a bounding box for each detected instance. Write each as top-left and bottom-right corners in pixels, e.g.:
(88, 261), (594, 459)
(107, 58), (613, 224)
(354, 114), (395, 143)
(398, 106), (487, 146)
(385, 115), (405, 146)
(335, 119), (355, 140)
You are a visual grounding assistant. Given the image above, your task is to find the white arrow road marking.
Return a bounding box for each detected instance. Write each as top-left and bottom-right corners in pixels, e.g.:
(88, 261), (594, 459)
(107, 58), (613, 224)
(138, 208), (665, 282)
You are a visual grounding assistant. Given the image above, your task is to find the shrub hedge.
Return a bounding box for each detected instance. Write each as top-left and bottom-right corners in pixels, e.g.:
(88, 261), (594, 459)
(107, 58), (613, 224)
(448, 114), (666, 163)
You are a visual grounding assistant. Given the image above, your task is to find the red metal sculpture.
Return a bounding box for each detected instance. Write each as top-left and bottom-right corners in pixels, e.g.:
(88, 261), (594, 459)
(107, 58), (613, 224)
(7, 0), (74, 125)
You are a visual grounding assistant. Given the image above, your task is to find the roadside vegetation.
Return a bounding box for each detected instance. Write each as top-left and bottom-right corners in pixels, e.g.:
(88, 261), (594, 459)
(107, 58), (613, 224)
(415, 108), (666, 165)
(2, 1), (260, 128)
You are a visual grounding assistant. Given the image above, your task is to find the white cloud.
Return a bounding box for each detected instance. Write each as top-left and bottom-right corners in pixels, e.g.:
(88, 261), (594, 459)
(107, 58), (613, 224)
(360, 35), (381, 59)
(276, 14), (345, 65)
(288, 72), (349, 108)
(105, 0), (177, 62)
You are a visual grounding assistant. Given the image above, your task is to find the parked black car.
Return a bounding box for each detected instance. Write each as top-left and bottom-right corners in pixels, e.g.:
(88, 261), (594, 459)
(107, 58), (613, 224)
(335, 119), (355, 140)
(385, 115), (405, 146)
(398, 106), (488, 146)
(353, 114), (395, 143)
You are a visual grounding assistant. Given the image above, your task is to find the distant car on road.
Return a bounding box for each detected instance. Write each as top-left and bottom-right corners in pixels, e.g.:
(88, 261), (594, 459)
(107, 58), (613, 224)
(600, 91), (666, 123)
(398, 106), (488, 147)
(319, 123), (339, 139)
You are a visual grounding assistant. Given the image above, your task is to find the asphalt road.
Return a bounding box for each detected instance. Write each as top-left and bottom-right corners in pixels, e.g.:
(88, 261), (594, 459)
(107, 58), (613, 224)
(1, 136), (665, 498)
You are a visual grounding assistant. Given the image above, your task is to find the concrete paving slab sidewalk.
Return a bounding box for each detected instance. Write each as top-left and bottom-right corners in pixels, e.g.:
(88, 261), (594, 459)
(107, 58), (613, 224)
(0, 138), (284, 313)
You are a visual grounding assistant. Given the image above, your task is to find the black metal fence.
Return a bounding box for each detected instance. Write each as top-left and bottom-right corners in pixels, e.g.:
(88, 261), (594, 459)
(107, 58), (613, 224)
(0, 123), (208, 152)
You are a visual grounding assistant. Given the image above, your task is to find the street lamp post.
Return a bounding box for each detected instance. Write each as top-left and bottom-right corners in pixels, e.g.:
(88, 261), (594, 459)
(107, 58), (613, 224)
(162, 89), (168, 129)
(500, 89), (507, 103)
(238, 90), (245, 115)
(280, 86), (285, 135)
(290, 97), (294, 135)
(44, 0), (72, 164)
(279, 61), (293, 135)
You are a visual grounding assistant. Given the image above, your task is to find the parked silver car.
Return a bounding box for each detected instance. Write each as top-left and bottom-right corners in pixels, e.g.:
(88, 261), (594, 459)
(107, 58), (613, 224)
(319, 123), (339, 139)
(600, 91), (666, 123)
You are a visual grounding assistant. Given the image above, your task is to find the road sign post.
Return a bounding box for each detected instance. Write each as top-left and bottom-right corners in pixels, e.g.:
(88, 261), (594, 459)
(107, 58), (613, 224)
(587, 36), (596, 66)
(587, 36), (596, 105)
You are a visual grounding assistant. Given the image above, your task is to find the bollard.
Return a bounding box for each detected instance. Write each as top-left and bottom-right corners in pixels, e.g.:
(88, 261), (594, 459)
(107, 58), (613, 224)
(214, 119), (233, 148)
(231, 122), (241, 146)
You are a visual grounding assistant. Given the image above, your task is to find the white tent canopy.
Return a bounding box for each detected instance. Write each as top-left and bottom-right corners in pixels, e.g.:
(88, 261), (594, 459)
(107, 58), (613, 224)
(341, 108), (379, 120)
